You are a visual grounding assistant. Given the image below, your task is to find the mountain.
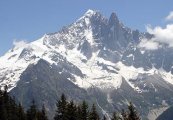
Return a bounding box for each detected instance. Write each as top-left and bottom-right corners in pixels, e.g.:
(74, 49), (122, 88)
(1, 9), (173, 120)
(157, 106), (173, 120)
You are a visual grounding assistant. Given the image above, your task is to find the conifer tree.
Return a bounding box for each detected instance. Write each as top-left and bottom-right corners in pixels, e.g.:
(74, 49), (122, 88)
(121, 109), (128, 120)
(27, 100), (38, 120)
(0, 85), (27, 120)
(54, 94), (68, 120)
(89, 104), (99, 120)
(111, 112), (120, 120)
(102, 115), (107, 120)
(77, 105), (82, 120)
(0, 89), (6, 120)
(37, 105), (48, 120)
(128, 102), (140, 120)
(17, 103), (26, 120)
(0, 100), (8, 120)
(66, 100), (77, 120)
(8, 96), (19, 120)
(81, 100), (89, 120)
(0, 85), (9, 120)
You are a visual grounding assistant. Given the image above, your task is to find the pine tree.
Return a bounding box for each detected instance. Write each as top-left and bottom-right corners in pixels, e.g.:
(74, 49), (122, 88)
(121, 109), (128, 120)
(17, 103), (26, 120)
(89, 104), (99, 120)
(54, 94), (68, 120)
(8, 96), (19, 120)
(77, 105), (82, 120)
(37, 105), (48, 120)
(0, 89), (7, 120)
(66, 100), (77, 120)
(128, 102), (140, 120)
(0, 85), (9, 120)
(0, 106), (8, 120)
(102, 115), (107, 120)
(27, 100), (38, 120)
(111, 112), (120, 120)
(0, 85), (27, 120)
(81, 100), (89, 120)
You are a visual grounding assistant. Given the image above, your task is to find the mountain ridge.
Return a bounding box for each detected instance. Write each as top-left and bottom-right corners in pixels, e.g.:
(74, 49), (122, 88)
(1, 9), (173, 120)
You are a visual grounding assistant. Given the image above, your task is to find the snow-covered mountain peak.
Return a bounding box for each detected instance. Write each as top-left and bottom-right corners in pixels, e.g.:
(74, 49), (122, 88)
(2, 10), (173, 120)
(1, 10), (173, 93)
(84, 9), (97, 17)
(77, 9), (104, 23)
(12, 40), (28, 50)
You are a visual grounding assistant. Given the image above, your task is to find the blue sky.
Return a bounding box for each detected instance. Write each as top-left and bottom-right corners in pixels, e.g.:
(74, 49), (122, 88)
(0, 0), (173, 55)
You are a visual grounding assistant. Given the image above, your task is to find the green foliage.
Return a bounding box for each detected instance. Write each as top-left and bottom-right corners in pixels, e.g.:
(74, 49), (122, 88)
(120, 102), (141, 120)
(0, 87), (141, 120)
(66, 100), (77, 120)
(0, 86), (48, 120)
(89, 104), (99, 120)
(26, 100), (38, 120)
(17, 103), (26, 120)
(54, 94), (68, 120)
(111, 112), (120, 120)
(81, 100), (89, 120)
(127, 102), (140, 120)
(102, 115), (107, 120)
(77, 105), (82, 120)
(40, 105), (49, 120)
(0, 86), (19, 120)
(121, 109), (128, 120)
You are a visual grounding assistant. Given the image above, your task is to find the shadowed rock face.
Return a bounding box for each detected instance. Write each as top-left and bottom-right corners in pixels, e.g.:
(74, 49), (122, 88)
(157, 106), (173, 120)
(10, 59), (92, 119)
(1, 10), (173, 120)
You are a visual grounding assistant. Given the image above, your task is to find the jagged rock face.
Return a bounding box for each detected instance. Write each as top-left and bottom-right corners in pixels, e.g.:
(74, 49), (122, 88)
(1, 9), (173, 120)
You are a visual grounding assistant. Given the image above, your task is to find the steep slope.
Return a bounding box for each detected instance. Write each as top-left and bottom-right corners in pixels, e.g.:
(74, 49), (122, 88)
(1, 9), (173, 119)
(156, 106), (173, 120)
